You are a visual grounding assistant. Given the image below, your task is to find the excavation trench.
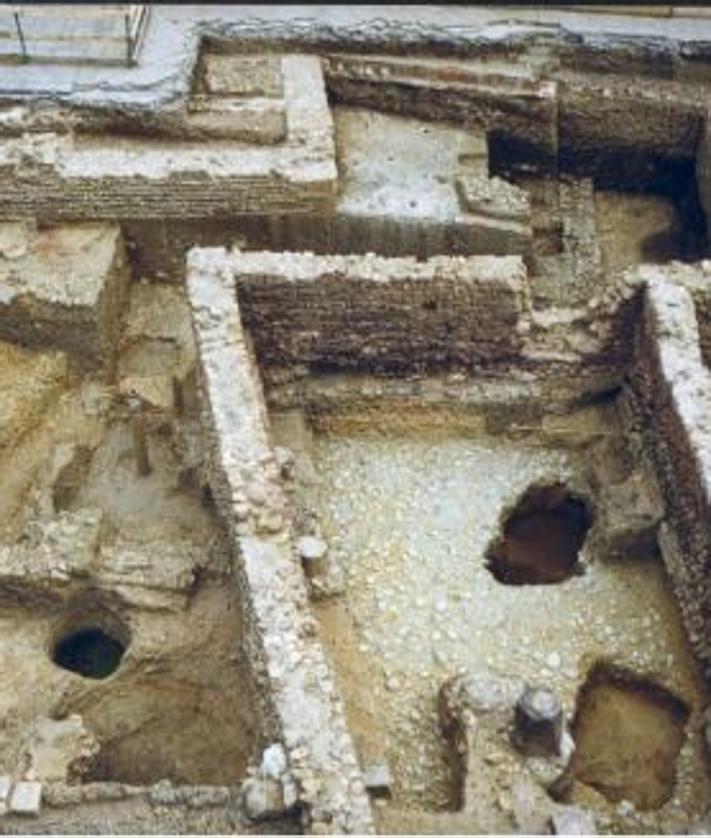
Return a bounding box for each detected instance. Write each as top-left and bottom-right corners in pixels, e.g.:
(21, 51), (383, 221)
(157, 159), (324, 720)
(271, 396), (709, 826)
(570, 664), (690, 811)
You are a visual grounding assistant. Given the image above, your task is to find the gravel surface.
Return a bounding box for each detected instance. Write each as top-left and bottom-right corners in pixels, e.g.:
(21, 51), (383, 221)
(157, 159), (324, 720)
(304, 420), (708, 827)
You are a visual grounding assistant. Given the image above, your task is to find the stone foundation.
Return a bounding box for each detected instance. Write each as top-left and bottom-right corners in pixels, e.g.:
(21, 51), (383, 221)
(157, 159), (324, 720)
(629, 271), (711, 677)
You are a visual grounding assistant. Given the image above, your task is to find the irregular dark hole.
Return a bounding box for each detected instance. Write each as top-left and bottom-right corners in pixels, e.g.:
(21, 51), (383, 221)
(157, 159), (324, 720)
(53, 628), (126, 680)
(570, 663), (689, 810)
(486, 483), (592, 585)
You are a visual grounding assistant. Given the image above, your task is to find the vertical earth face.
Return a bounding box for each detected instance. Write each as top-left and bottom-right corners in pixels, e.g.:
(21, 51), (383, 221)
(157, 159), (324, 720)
(0, 5), (709, 836)
(570, 665), (690, 811)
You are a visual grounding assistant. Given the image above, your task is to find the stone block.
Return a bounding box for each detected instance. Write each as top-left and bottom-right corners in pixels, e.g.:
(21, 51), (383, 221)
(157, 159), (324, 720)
(362, 765), (391, 798)
(597, 472), (664, 557)
(186, 97), (287, 144)
(27, 715), (99, 783)
(456, 175), (531, 223)
(551, 805), (597, 835)
(119, 375), (176, 412)
(242, 777), (286, 821)
(9, 781), (41, 816)
(202, 55), (283, 98)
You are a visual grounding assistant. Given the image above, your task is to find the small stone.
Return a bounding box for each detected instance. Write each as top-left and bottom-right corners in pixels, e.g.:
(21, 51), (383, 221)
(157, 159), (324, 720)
(274, 446), (294, 478)
(257, 510), (283, 533)
(546, 652), (561, 670)
(9, 781), (41, 816)
(242, 777), (285, 821)
(551, 806), (597, 835)
(617, 799), (636, 817)
(432, 649), (446, 666)
(362, 765), (391, 798)
(261, 743), (288, 780)
(559, 730), (576, 764)
(245, 481), (269, 506)
(281, 776), (298, 809)
(296, 536), (328, 561)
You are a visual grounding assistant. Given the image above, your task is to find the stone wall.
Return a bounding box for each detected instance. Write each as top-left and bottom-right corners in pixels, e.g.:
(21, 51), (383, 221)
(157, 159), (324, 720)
(557, 74), (703, 180)
(232, 251), (530, 373)
(322, 52), (707, 183)
(323, 55), (559, 170)
(186, 247), (374, 835)
(122, 205), (527, 284)
(632, 261), (711, 367)
(629, 275), (711, 679)
(0, 57), (336, 223)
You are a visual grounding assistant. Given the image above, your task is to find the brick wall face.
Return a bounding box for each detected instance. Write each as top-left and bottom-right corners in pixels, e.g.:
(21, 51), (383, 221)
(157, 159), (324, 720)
(233, 251), (530, 372)
(630, 278), (711, 677)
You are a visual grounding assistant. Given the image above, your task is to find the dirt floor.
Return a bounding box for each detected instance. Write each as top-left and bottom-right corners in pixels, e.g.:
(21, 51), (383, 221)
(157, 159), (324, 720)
(276, 399), (711, 833)
(0, 282), (257, 792)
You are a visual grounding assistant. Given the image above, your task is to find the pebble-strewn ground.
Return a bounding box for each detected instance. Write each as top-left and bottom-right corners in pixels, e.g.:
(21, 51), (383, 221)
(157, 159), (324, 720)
(306, 424), (709, 830)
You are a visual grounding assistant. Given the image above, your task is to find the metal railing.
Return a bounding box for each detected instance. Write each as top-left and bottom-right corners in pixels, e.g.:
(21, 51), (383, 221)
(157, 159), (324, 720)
(0, 4), (149, 67)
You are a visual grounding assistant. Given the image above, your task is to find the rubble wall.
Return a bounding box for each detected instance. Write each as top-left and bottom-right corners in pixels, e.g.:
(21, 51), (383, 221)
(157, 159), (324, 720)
(123, 208), (521, 284)
(232, 251), (530, 372)
(629, 276), (711, 680)
(186, 247), (374, 835)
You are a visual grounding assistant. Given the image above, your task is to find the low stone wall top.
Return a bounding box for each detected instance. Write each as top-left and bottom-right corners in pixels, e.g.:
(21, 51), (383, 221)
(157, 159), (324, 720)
(630, 273), (711, 678)
(631, 261), (711, 367)
(186, 247), (374, 835)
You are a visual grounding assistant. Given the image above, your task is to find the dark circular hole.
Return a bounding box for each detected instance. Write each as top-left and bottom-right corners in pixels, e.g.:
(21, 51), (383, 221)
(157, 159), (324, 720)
(52, 627), (126, 680)
(486, 483), (592, 585)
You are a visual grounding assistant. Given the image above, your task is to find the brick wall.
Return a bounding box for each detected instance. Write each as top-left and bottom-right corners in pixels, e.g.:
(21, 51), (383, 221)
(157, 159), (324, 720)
(630, 277), (711, 679)
(233, 251), (530, 373)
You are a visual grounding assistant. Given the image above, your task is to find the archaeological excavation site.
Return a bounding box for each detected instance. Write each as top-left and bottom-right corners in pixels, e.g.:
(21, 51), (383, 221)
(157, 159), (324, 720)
(3, 3), (711, 835)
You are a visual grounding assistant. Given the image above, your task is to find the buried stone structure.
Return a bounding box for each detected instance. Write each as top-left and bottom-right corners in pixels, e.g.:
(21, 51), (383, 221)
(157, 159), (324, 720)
(0, 6), (708, 835)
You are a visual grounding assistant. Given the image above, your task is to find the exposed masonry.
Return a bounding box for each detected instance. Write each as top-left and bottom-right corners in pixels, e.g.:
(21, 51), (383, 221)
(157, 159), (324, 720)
(186, 248), (374, 836)
(630, 270), (711, 679)
(185, 244), (711, 830)
(0, 223), (129, 374)
(207, 249), (645, 379)
(1, 10), (711, 835)
(234, 251), (529, 372)
(0, 57), (336, 221)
